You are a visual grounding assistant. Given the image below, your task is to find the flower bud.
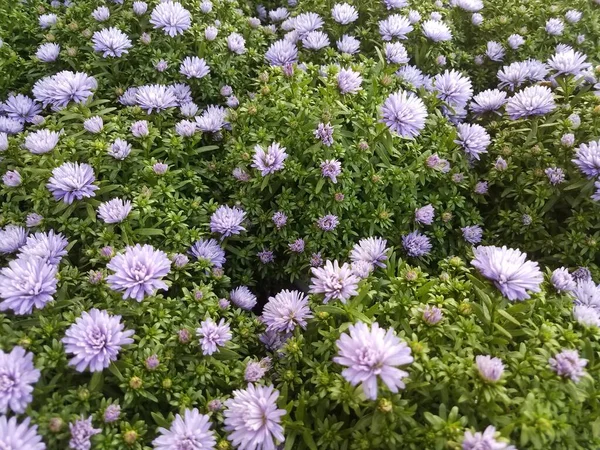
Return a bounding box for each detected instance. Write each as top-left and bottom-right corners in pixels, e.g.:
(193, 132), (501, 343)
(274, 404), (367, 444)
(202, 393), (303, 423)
(123, 430), (138, 444)
(48, 417), (64, 433)
(129, 376), (143, 390)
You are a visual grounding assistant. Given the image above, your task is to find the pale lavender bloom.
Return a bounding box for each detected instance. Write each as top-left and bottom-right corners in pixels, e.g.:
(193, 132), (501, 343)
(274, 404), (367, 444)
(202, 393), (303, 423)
(172, 82), (192, 105)
(572, 140), (600, 178)
(220, 85), (233, 97)
(568, 113), (581, 129)
(232, 167), (250, 182)
(91, 6), (110, 21)
(269, 7), (289, 22)
(320, 159), (341, 183)
(258, 249), (274, 264)
(507, 34), (524, 49)
(224, 384), (286, 450)
(98, 198), (132, 224)
(545, 18), (564, 36)
(83, 116), (103, 134)
(100, 246), (114, 258)
(462, 225), (483, 244)
(2, 94), (42, 123)
(245, 361), (269, 382)
(26, 214), (43, 228)
(565, 9), (582, 23)
(384, 0), (408, 8)
(195, 105), (227, 132)
(150, 1), (191, 37)
(454, 0), (483, 11)
(180, 56), (210, 79)
(434, 70), (473, 108)
(379, 14), (413, 41)
(572, 279), (600, 309)
(0, 132), (7, 151)
(34, 71), (97, 109)
(310, 253), (323, 267)
(39, 13), (58, 28)
(0, 416), (45, 450)
(462, 426), (512, 450)
(310, 260), (359, 303)
(337, 68), (363, 95)
(402, 231), (432, 257)
(288, 238), (305, 253)
(108, 138), (131, 160)
(265, 39), (298, 66)
(380, 90), (428, 138)
(421, 20), (452, 42)
(171, 254), (188, 268)
(103, 404), (121, 423)
(0, 346), (40, 414)
(155, 59), (168, 72)
(561, 133), (575, 147)
(0, 226), (27, 254)
(69, 417), (100, 450)
(293, 12), (324, 37)
(426, 154), (450, 172)
(19, 230), (68, 265)
(486, 41), (504, 61)
(252, 142), (288, 176)
(47, 162), (98, 204)
(153, 162), (168, 174)
(545, 167), (565, 185)
(135, 84), (178, 113)
(494, 157), (508, 171)
(423, 305), (443, 325)
(415, 204), (435, 225)
(0, 256), (58, 315)
(506, 85), (555, 120)
(22, 129), (59, 155)
(189, 238), (226, 268)
(474, 181), (488, 194)
(332, 3), (358, 24)
(523, 59), (548, 81)
(36, 42), (60, 62)
(227, 33), (246, 54)
(497, 62), (530, 90)
(272, 211), (288, 229)
(471, 245), (542, 301)
(455, 123), (490, 160)
(200, 0), (212, 13)
(205, 26), (218, 40)
(385, 42), (409, 64)
(210, 205), (246, 239)
(302, 31), (330, 50)
(175, 119), (196, 137)
(334, 322), (413, 400)
(140, 32), (151, 45)
(317, 214), (339, 231)
(197, 318), (231, 355)
(350, 237), (388, 268)
(180, 102), (199, 117)
(551, 267), (575, 293)
(476, 355), (504, 382)
(547, 49), (591, 76)
(133, 1), (148, 15)
(119, 87), (138, 106)
(130, 120), (149, 138)
(314, 122), (334, 146)
(395, 65), (430, 89)
(549, 349), (587, 382)
(573, 305), (600, 327)
(106, 244), (171, 301)
(0, 117), (23, 134)
(471, 13), (483, 26)
(407, 10), (421, 23)
(436, 55), (447, 66)
(92, 28), (132, 58)
(153, 409), (216, 450)
(336, 35), (360, 54)
(62, 309), (134, 372)
(263, 289), (311, 333)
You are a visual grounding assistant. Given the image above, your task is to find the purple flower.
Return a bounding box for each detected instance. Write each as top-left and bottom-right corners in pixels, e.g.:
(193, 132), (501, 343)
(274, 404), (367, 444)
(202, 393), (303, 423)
(19, 230), (68, 265)
(245, 361), (268, 382)
(0, 225), (27, 254)
(180, 56), (210, 79)
(103, 404), (121, 423)
(455, 123), (490, 160)
(474, 181), (488, 194)
(384, 0), (408, 9)
(2, 170), (21, 187)
(2, 94), (42, 123)
(334, 322), (413, 400)
(288, 238), (305, 253)
(210, 205), (246, 239)
(317, 214), (339, 231)
(129, 120), (149, 138)
(83, 116), (103, 134)
(572, 280), (600, 309)
(462, 426), (512, 450)
(0, 256), (57, 315)
(0, 117), (24, 135)
(62, 309), (134, 372)
(548, 49), (590, 76)
(476, 355), (504, 382)
(153, 162), (168, 174)
(230, 286), (257, 310)
(561, 133), (575, 147)
(269, 7), (289, 22)
(200, 0), (212, 13)
(310, 260), (359, 303)
(175, 119), (196, 137)
(293, 12), (324, 37)
(145, 354), (160, 370)
(423, 305), (443, 325)
(39, 13), (58, 28)
(454, 0), (483, 11)
(135, 84), (178, 114)
(195, 105), (227, 132)
(154, 59), (168, 72)
(414, 204), (435, 225)
(91, 6), (110, 21)
(140, 32), (151, 45)
(272, 211), (288, 229)
(150, 1), (191, 37)
(507, 34), (524, 49)
(573, 268), (593, 283)
(119, 87), (138, 106)
(350, 237), (388, 268)
(551, 267), (575, 293)
(196, 318), (232, 355)
(0, 132), (7, 151)
(227, 32), (246, 54)
(69, 417), (100, 450)
(461, 225), (483, 244)
(421, 20), (452, 42)
(232, 167), (249, 182)
(332, 3), (358, 24)
(180, 102), (199, 117)
(205, 26), (218, 41)
(380, 90), (428, 138)
(153, 409), (216, 450)
(224, 384), (286, 450)
(545, 18), (564, 36)
(434, 70), (473, 108)
(0, 417), (45, 450)
(572, 140), (600, 178)
(336, 35), (360, 54)
(506, 85), (555, 120)
(262, 289), (312, 333)
(385, 42), (409, 64)
(402, 231), (432, 257)
(23, 129), (60, 155)
(379, 14), (413, 41)
(33, 71), (97, 109)
(471, 13), (483, 26)
(133, 1), (148, 15)
(265, 40), (298, 66)
(92, 27), (132, 58)
(471, 245), (543, 301)
(314, 122), (334, 146)
(0, 346), (40, 414)
(189, 238), (226, 268)
(26, 214), (43, 228)
(549, 349), (587, 382)
(320, 159), (341, 183)
(106, 244), (171, 301)
(302, 31), (330, 50)
(252, 142), (288, 176)
(337, 68), (363, 95)
(573, 305), (600, 328)
(108, 138), (131, 160)
(97, 198), (132, 224)
(494, 157), (508, 171)
(592, 181), (600, 202)
(426, 154), (450, 172)
(486, 41), (504, 61)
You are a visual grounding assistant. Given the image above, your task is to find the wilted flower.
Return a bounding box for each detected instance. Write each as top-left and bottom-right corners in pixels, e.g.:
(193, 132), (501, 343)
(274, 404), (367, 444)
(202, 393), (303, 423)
(288, 238), (305, 253)
(252, 142), (288, 176)
(421, 20), (452, 42)
(69, 417), (100, 450)
(92, 27), (132, 58)
(210, 205), (246, 239)
(380, 90), (428, 138)
(150, 1), (191, 37)
(426, 154), (450, 172)
(180, 56), (210, 79)
(310, 260), (359, 303)
(108, 138), (131, 160)
(337, 67), (363, 94)
(245, 360), (269, 383)
(379, 14), (413, 41)
(262, 290), (312, 333)
(402, 231), (432, 257)
(0, 416), (45, 450)
(549, 349), (587, 382)
(196, 318), (232, 355)
(153, 409), (216, 450)
(314, 122), (334, 146)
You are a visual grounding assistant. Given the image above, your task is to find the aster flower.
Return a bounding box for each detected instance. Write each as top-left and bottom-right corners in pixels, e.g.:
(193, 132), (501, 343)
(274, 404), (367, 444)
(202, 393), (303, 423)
(189, 238), (226, 268)
(573, 305), (600, 328)
(252, 142), (288, 176)
(454, 0), (483, 11)
(545, 18), (564, 36)
(337, 68), (363, 95)
(119, 87), (138, 106)
(415, 204), (435, 225)
(26, 214), (43, 228)
(523, 59), (548, 82)
(402, 231), (432, 257)
(91, 27), (132, 58)
(0, 346), (40, 414)
(205, 26), (218, 41)
(469, 89), (507, 115)
(551, 267), (575, 293)
(36, 42), (60, 62)
(232, 167), (250, 182)
(269, 7), (289, 22)
(19, 230), (68, 265)
(130, 120), (149, 138)
(350, 237), (388, 268)
(336, 34), (360, 54)
(103, 405), (121, 423)
(380, 90), (428, 138)
(33, 71), (97, 109)
(475, 355), (504, 383)
(258, 249), (275, 264)
(549, 349), (587, 382)
(384, 0), (408, 8)
(97, 198), (132, 224)
(3, 94), (41, 123)
(180, 56), (210, 79)
(210, 205), (246, 239)
(39, 13), (58, 28)
(262, 289), (312, 333)
(200, 0), (212, 13)
(106, 244), (171, 301)
(133, 1), (148, 15)
(0, 225), (27, 254)
(423, 305), (443, 324)
(175, 119), (196, 137)
(572, 140), (600, 178)
(108, 138), (131, 160)
(471, 13), (483, 26)
(395, 65), (430, 90)
(379, 14), (413, 41)
(0, 416), (45, 450)
(288, 238), (305, 253)
(592, 181), (600, 202)
(135, 84), (178, 114)
(314, 122), (334, 146)
(434, 70), (473, 108)
(506, 34), (524, 50)
(506, 85), (555, 120)
(471, 245), (543, 301)
(309, 260), (359, 303)
(317, 214), (339, 231)
(302, 31), (330, 50)
(180, 102), (199, 117)
(385, 42), (409, 64)
(332, 3), (358, 24)
(497, 61), (531, 90)
(265, 40), (298, 66)
(293, 12), (324, 37)
(69, 417), (100, 450)
(462, 426), (513, 450)
(230, 286), (257, 310)
(196, 318), (232, 355)
(426, 154), (450, 172)
(484, 41), (504, 62)
(421, 20), (452, 42)
(455, 123), (490, 160)
(153, 409), (216, 450)
(272, 211), (288, 229)
(227, 32), (246, 54)
(91, 6), (110, 21)
(544, 167), (565, 185)
(83, 116), (103, 134)
(224, 384), (286, 450)
(565, 9), (582, 23)
(547, 49), (590, 76)
(334, 322), (413, 400)
(47, 162), (98, 204)
(572, 280), (600, 309)
(461, 225), (483, 244)
(150, 1), (191, 37)
(195, 105), (227, 132)
(320, 159), (342, 183)
(0, 117), (23, 135)
(62, 309), (134, 372)
(245, 360), (270, 383)
(0, 132), (7, 151)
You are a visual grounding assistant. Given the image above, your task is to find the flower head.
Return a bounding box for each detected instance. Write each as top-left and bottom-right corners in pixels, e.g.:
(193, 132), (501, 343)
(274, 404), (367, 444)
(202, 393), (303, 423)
(310, 260), (359, 303)
(83, 116), (103, 134)
(98, 198), (132, 224)
(19, 230), (68, 265)
(135, 84), (178, 114)
(461, 225), (483, 244)
(379, 14), (413, 41)
(69, 417), (100, 450)
(293, 12), (324, 37)
(350, 237), (388, 268)
(133, 1), (148, 15)
(92, 28), (132, 58)
(402, 231), (432, 257)
(0, 416), (45, 450)
(314, 122), (334, 146)
(455, 123), (490, 160)
(210, 206), (246, 239)
(33, 71), (97, 109)
(230, 286), (257, 310)
(227, 32), (246, 54)
(302, 31), (330, 50)
(47, 162), (98, 204)
(195, 105), (227, 132)
(415, 204), (435, 225)
(150, 1), (191, 37)
(547, 49), (591, 76)
(153, 409), (216, 450)
(380, 90), (428, 138)
(506, 85), (555, 120)
(265, 40), (298, 66)
(421, 20), (452, 42)
(462, 426), (512, 450)
(332, 3), (358, 24)
(2, 94), (42, 123)
(320, 159), (341, 183)
(573, 305), (600, 328)
(103, 404), (121, 423)
(423, 305), (443, 325)
(486, 41), (504, 61)
(434, 70), (473, 108)
(551, 267), (575, 293)
(0, 225), (27, 254)
(196, 318), (232, 355)
(252, 142), (288, 176)
(108, 138), (131, 160)
(336, 35), (360, 54)
(317, 214), (339, 231)
(180, 56), (210, 79)
(385, 42), (409, 64)
(545, 18), (564, 36)
(476, 355), (504, 382)
(0, 346), (40, 414)
(262, 290), (312, 333)
(572, 140), (600, 178)
(549, 349), (587, 382)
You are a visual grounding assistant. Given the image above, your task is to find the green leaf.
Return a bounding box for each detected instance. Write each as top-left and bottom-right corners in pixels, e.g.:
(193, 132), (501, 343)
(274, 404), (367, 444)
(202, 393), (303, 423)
(315, 305), (346, 316)
(134, 228), (164, 236)
(213, 348), (241, 360)
(302, 431), (318, 450)
(497, 309), (520, 326)
(151, 412), (171, 428)
(89, 371), (103, 392)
